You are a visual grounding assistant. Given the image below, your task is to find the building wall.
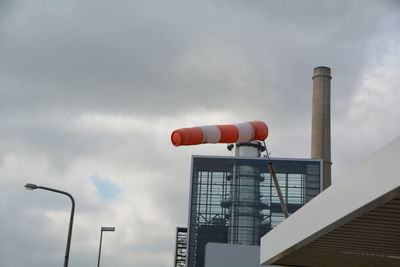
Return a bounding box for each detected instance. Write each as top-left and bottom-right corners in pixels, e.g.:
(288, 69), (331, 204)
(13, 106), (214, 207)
(204, 243), (261, 267)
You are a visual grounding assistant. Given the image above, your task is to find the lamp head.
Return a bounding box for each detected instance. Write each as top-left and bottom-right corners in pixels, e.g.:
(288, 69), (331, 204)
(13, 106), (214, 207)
(101, 227), (115, 232)
(24, 183), (38, 190)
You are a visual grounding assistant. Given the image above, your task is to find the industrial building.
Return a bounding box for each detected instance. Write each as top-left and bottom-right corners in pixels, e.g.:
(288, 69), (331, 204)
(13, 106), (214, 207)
(172, 66), (336, 267)
(173, 65), (399, 266)
(186, 154), (322, 267)
(174, 227), (188, 267)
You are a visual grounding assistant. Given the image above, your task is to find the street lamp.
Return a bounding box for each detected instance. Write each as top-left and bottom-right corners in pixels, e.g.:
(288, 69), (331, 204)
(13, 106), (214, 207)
(24, 183), (75, 267)
(97, 226), (115, 267)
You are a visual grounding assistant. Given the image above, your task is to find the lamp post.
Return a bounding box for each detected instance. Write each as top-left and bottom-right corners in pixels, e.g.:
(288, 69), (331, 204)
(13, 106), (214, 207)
(97, 226), (115, 267)
(24, 183), (75, 267)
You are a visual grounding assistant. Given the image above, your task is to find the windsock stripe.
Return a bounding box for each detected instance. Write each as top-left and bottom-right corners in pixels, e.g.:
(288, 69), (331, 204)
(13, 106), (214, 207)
(217, 125), (239, 143)
(235, 122), (254, 143)
(199, 125), (221, 143)
(248, 121), (268, 140)
(171, 127), (203, 146)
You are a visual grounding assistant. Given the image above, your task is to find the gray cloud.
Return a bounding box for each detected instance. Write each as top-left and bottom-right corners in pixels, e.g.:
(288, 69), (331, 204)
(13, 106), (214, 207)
(0, 0), (392, 117)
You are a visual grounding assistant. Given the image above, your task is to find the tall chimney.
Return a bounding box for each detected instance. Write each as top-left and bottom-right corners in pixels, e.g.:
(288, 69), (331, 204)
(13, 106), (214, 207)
(311, 66), (332, 190)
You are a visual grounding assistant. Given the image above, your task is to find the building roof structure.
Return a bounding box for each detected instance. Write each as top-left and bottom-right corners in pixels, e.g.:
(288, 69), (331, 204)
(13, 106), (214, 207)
(260, 136), (400, 267)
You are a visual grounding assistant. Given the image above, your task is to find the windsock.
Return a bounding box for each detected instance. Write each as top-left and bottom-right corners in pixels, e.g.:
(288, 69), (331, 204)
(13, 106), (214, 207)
(171, 121), (268, 147)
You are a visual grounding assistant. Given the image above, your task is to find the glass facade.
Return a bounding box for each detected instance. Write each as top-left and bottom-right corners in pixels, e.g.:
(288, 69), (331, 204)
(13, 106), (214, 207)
(187, 156), (322, 267)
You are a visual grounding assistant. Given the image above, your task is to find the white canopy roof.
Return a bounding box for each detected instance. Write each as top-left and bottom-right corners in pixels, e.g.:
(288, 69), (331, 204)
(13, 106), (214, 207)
(260, 136), (400, 267)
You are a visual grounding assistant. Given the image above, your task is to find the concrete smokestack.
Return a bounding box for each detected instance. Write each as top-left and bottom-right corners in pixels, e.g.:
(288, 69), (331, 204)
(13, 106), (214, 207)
(311, 66), (332, 190)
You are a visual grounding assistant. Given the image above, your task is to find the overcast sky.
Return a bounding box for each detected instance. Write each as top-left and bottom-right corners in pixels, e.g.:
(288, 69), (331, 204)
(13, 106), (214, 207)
(1, 1), (399, 266)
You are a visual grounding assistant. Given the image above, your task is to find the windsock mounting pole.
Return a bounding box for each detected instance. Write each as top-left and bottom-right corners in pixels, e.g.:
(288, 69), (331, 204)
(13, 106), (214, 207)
(264, 142), (289, 219)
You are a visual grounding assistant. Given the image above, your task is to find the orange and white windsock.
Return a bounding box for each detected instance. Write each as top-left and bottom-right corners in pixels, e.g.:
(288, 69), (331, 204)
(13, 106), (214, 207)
(171, 121), (268, 147)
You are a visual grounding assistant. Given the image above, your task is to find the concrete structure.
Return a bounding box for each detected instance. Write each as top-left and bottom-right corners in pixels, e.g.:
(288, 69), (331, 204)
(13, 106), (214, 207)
(229, 143), (264, 246)
(311, 66), (332, 189)
(204, 243), (261, 267)
(260, 136), (400, 267)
